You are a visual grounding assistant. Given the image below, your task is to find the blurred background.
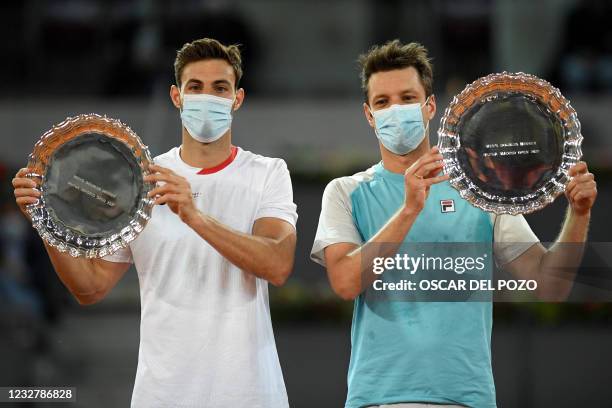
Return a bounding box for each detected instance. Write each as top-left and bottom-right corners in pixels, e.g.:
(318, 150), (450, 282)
(1, 0), (612, 407)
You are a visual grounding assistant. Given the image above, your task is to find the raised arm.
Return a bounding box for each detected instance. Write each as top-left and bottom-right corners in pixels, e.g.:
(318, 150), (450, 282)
(324, 208), (418, 300)
(502, 161), (596, 301)
(145, 164), (297, 286)
(189, 215), (295, 286)
(323, 147), (449, 300)
(13, 168), (131, 305)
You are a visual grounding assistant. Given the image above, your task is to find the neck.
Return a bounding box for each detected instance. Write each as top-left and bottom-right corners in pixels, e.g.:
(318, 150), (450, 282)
(380, 138), (431, 174)
(180, 129), (233, 168)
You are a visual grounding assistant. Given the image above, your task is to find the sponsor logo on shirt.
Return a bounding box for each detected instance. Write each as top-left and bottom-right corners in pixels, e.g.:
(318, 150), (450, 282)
(440, 199), (455, 213)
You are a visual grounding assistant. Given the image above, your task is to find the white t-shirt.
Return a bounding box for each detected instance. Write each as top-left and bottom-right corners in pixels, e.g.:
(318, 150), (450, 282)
(104, 146), (297, 408)
(310, 166), (540, 266)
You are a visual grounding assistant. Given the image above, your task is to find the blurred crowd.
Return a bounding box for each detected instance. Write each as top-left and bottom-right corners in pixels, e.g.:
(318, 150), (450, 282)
(1, 0), (612, 98)
(0, 163), (68, 382)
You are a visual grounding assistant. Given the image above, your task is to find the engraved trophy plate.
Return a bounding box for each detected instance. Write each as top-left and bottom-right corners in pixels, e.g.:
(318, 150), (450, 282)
(26, 114), (154, 258)
(437, 72), (583, 214)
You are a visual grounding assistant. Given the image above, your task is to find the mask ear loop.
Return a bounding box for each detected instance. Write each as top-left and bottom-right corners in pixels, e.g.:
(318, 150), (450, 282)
(179, 89), (189, 112)
(366, 103), (374, 118)
(229, 92), (240, 113)
(422, 94), (433, 110)
(422, 95), (433, 135)
(367, 104), (384, 140)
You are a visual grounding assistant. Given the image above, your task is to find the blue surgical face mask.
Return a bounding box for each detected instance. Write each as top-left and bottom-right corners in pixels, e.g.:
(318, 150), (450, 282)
(371, 97), (431, 155)
(180, 93), (234, 143)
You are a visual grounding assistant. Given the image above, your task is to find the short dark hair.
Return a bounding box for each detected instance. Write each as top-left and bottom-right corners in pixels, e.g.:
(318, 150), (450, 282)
(174, 38), (243, 88)
(358, 40), (433, 102)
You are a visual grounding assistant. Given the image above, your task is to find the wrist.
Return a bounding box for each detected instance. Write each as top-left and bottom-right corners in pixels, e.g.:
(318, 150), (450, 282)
(569, 206), (591, 219)
(399, 204), (420, 221)
(182, 208), (204, 228)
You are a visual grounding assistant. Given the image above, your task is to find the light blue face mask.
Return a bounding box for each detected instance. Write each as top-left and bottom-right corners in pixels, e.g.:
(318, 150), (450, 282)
(371, 97), (430, 155)
(180, 93), (234, 143)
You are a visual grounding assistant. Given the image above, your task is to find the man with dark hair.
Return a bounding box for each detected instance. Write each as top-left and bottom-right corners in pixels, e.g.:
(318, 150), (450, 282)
(174, 38), (243, 88)
(311, 40), (596, 407)
(13, 38), (297, 407)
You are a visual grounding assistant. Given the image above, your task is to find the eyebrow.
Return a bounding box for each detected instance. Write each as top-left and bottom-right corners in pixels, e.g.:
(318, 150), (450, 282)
(185, 78), (203, 86)
(372, 89), (419, 100)
(212, 79), (232, 87)
(184, 78), (232, 88)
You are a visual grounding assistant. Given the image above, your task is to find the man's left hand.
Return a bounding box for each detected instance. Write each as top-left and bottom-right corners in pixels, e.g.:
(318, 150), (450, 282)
(566, 161), (597, 216)
(145, 164), (200, 224)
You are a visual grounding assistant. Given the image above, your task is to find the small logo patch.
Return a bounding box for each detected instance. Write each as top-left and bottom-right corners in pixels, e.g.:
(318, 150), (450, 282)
(440, 199), (455, 213)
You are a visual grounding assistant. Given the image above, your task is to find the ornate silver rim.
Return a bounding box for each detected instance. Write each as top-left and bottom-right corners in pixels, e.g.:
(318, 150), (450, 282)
(26, 113), (155, 258)
(437, 72), (583, 215)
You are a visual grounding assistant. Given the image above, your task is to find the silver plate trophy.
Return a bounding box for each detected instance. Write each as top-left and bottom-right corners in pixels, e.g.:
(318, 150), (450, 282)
(437, 72), (583, 214)
(26, 114), (154, 258)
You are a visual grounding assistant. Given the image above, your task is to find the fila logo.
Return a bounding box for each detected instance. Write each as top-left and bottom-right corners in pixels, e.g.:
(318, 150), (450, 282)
(440, 199), (455, 213)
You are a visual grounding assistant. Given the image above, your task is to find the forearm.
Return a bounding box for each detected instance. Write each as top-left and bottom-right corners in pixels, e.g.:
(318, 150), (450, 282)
(331, 206), (418, 299)
(555, 205), (590, 243)
(43, 241), (107, 300)
(188, 212), (294, 286)
(538, 206), (590, 299)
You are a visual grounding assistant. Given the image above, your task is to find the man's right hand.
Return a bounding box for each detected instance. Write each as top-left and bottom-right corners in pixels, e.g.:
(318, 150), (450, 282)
(12, 166), (131, 305)
(403, 146), (449, 215)
(12, 167), (41, 220)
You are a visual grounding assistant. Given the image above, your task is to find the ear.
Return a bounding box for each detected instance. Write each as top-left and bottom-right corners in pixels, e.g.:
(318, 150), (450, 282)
(232, 88), (245, 111)
(363, 102), (375, 129)
(425, 94), (437, 121)
(170, 85), (182, 109)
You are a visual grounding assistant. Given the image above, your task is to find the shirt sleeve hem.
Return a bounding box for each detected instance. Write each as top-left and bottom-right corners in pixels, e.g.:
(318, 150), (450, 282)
(494, 241), (539, 266)
(310, 238), (362, 267)
(102, 255), (133, 264)
(254, 210), (298, 228)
